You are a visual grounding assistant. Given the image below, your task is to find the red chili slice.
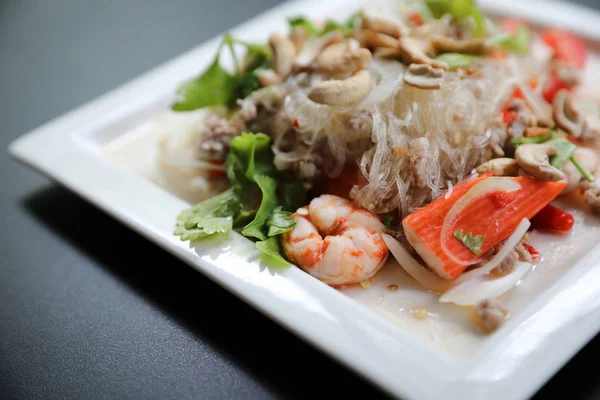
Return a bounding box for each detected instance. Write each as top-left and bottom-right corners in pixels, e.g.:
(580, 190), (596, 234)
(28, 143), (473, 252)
(530, 204), (574, 234)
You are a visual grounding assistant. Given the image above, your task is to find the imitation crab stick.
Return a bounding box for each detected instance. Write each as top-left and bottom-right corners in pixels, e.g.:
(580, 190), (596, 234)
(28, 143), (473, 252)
(402, 174), (567, 280)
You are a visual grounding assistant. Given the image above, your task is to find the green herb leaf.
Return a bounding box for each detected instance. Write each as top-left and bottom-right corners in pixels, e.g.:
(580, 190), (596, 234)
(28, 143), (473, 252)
(281, 181), (307, 212)
(510, 131), (555, 146)
(289, 12), (362, 38)
(453, 229), (485, 255)
(435, 53), (479, 70)
(225, 132), (275, 189)
(546, 137), (577, 170)
(174, 189), (241, 241)
(255, 236), (293, 267)
(172, 55), (238, 112)
(570, 156), (596, 182)
(266, 207), (297, 236)
(425, 0), (486, 37)
(242, 175), (278, 240)
(288, 16), (318, 35)
(489, 25), (530, 54)
(322, 11), (363, 36)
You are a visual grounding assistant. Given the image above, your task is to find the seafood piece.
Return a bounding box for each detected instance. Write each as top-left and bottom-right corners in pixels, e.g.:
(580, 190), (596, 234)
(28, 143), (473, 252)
(281, 195), (388, 285)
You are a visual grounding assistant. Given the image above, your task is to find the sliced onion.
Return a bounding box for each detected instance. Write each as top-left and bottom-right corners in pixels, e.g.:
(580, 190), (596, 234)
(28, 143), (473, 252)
(383, 234), (451, 293)
(454, 218), (531, 285)
(440, 177), (522, 266)
(439, 261), (532, 306)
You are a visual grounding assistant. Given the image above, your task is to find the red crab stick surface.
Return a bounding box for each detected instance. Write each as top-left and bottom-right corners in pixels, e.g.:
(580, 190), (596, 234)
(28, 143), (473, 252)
(402, 174), (568, 280)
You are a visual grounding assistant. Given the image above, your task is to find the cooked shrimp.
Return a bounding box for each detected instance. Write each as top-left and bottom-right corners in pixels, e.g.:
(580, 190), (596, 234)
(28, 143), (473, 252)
(281, 194), (389, 285)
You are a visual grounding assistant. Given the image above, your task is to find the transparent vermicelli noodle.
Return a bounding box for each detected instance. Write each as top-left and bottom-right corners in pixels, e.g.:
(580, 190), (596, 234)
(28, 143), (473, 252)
(274, 58), (517, 218)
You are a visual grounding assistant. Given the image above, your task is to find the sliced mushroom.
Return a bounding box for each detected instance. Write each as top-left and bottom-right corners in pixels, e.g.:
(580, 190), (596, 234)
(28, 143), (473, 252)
(308, 70), (371, 106)
(476, 158), (520, 176)
(361, 13), (408, 39)
(289, 26), (306, 53)
(257, 69), (282, 87)
(403, 63), (444, 89)
(269, 33), (296, 78)
(515, 144), (565, 181)
(431, 36), (497, 56)
(316, 42), (372, 74)
(397, 37), (448, 70)
(293, 30), (343, 70)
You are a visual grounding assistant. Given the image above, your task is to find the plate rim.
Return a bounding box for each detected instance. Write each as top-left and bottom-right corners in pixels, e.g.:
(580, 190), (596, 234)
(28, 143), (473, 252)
(9, 1), (600, 399)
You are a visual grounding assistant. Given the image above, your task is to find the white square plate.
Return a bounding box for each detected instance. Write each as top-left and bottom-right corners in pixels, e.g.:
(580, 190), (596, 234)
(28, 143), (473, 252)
(9, 1), (600, 399)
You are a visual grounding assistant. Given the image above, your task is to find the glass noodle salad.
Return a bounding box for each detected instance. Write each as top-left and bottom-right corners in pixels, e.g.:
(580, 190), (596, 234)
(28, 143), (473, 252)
(168, 0), (600, 334)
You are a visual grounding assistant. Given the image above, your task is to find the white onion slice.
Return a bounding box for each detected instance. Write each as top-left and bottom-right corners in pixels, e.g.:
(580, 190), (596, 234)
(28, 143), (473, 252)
(439, 261), (532, 306)
(454, 218), (531, 285)
(440, 177), (522, 266)
(383, 234), (451, 293)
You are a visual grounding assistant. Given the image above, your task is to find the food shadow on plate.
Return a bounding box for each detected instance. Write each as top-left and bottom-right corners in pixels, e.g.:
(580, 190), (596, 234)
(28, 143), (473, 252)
(21, 184), (393, 400)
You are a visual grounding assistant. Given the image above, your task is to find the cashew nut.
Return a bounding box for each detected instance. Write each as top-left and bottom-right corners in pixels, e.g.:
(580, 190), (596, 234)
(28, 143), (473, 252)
(515, 144), (565, 181)
(398, 37), (448, 70)
(289, 26), (306, 52)
(361, 14), (408, 39)
(308, 70), (371, 106)
(476, 158), (520, 176)
(372, 47), (403, 59)
(403, 63), (444, 89)
(257, 69), (282, 87)
(269, 33), (296, 78)
(359, 29), (400, 49)
(431, 36), (497, 56)
(293, 30), (343, 70)
(316, 42), (372, 74)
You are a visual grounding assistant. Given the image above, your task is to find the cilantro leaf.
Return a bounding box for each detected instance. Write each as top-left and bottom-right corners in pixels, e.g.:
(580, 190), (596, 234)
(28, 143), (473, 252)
(172, 35), (273, 112)
(453, 229), (485, 255)
(226, 132), (274, 183)
(242, 175), (278, 240)
(322, 11), (363, 36)
(288, 16), (318, 35)
(172, 56), (238, 112)
(288, 12), (362, 38)
(255, 236), (293, 267)
(435, 53), (479, 70)
(266, 207), (297, 236)
(425, 0), (486, 37)
(174, 189), (240, 241)
(546, 137), (577, 170)
(281, 181), (307, 212)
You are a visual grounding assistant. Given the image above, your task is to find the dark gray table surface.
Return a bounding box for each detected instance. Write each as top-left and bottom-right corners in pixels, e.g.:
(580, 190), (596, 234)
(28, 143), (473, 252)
(2, 1), (600, 399)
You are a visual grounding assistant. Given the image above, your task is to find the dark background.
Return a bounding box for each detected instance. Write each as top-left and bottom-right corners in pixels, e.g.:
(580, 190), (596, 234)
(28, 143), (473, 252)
(2, 1), (600, 399)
